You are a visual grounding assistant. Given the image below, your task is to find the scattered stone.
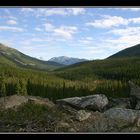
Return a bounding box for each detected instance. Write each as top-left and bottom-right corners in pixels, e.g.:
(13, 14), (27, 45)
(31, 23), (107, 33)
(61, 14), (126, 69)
(68, 128), (76, 132)
(56, 121), (71, 132)
(58, 122), (70, 128)
(76, 110), (91, 121)
(56, 94), (109, 112)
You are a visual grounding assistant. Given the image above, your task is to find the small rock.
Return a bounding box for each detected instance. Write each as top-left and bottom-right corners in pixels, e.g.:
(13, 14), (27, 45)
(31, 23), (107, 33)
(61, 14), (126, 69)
(59, 122), (70, 128)
(76, 110), (91, 121)
(56, 121), (71, 132)
(18, 128), (24, 132)
(68, 128), (76, 132)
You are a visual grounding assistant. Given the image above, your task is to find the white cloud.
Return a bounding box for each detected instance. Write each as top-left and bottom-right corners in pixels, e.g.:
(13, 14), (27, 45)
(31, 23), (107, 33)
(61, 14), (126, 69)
(21, 8), (85, 17)
(0, 26), (23, 32)
(86, 15), (129, 28)
(35, 27), (43, 32)
(44, 23), (55, 32)
(7, 20), (17, 25)
(105, 26), (140, 51)
(129, 17), (140, 24)
(21, 8), (34, 13)
(110, 27), (140, 36)
(43, 22), (78, 39)
(119, 8), (140, 11)
(54, 26), (77, 39)
(66, 8), (85, 15)
(79, 37), (94, 44)
(40, 9), (68, 16)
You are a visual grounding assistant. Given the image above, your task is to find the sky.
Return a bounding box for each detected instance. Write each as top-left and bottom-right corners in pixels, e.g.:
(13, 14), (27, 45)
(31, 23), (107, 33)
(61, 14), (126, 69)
(0, 8), (140, 60)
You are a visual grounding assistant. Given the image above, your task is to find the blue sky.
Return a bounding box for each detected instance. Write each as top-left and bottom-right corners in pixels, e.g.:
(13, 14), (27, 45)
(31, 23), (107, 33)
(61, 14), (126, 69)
(0, 8), (140, 60)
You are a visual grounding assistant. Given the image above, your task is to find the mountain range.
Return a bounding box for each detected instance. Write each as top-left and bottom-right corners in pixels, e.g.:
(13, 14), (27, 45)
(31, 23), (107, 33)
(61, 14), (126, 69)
(0, 42), (140, 72)
(48, 56), (88, 65)
(0, 43), (64, 71)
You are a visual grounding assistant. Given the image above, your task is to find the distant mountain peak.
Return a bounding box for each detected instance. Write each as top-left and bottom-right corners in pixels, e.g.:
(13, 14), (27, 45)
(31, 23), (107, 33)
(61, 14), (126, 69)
(48, 56), (88, 65)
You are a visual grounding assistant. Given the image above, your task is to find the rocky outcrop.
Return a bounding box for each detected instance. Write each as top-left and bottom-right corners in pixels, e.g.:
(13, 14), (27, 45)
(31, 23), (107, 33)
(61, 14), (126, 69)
(2, 93), (140, 132)
(56, 94), (109, 112)
(0, 95), (55, 109)
(28, 96), (55, 108)
(0, 95), (28, 109)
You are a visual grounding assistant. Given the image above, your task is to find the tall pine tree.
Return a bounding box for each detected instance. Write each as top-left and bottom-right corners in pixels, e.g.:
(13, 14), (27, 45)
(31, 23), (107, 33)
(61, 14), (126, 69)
(0, 73), (6, 98)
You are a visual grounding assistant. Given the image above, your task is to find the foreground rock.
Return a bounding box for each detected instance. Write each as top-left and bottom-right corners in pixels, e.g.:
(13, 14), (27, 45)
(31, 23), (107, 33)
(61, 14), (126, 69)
(0, 95), (28, 109)
(56, 94), (109, 112)
(87, 108), (140, 132)
(104, 108), (138, 128)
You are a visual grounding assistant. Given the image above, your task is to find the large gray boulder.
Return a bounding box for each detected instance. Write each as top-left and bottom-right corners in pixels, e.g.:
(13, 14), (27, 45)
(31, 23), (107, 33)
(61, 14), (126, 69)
(104, 108), (138, 128)
(56, 94), (109, 111)
(87, 108), (140, 132)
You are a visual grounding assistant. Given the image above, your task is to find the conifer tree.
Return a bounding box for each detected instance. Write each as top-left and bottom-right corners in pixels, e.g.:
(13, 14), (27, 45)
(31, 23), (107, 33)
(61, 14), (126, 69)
(20, 80), (27, 96)
(0, 73), (6, 100)
(15, 79), (27, 96)
(15, 80), (21, 95)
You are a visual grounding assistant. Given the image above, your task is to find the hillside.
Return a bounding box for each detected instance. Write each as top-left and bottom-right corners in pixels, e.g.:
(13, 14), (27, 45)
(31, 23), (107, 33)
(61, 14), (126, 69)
(1, 43), (140, 105)
(0, 43), (64, 71)
(48, 56), (87, 65)
(55, 57), (140, 81)
(108, 44), (140, 59)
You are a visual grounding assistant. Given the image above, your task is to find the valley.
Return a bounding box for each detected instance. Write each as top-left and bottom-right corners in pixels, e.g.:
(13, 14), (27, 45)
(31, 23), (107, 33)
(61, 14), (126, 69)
(0, 43), (140, 132)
